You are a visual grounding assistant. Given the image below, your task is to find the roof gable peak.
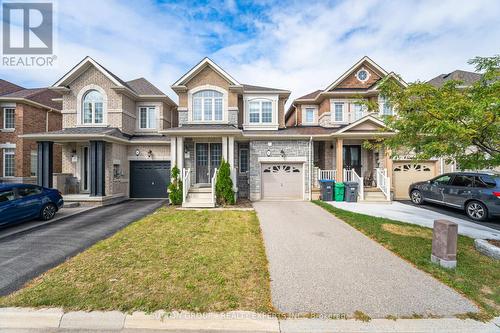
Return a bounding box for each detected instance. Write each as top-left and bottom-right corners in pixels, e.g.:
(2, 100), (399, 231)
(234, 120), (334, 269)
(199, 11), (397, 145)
(172, 57), (241, 87)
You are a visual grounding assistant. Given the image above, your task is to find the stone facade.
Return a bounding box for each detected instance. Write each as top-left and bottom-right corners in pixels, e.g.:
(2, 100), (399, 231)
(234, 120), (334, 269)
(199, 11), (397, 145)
(178, 110), (188, 125)
(249, 140), (311, 201)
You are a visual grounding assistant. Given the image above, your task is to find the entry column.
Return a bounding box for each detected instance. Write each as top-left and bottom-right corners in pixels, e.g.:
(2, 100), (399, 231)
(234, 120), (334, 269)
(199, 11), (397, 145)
(89, 140), (105, 197)
(37, 141), (53, 188)
(335, 138), (343, 182)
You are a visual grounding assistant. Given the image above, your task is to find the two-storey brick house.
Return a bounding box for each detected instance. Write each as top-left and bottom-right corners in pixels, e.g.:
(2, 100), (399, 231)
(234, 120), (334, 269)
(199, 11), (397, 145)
(24, 57), (177, 206)
(286, 56), (451, 201)
(0, 79), (62, 184)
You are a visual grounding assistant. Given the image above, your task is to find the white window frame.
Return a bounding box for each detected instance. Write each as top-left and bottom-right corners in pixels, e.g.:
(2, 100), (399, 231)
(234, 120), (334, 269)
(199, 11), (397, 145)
(239, 148), (249, 174)
(378, 96), (394, 116)
(243, 94), (279, 130)
(3, 148), (15, 178)
(138, 106), (157, 129)
(331, 100), (347, 123)
(356, 67), (371, 83)
(187, 85), (228, 123)
(3, 107), (15, 130)
(248, 99), (273, 124)
(352, 103), (367, 121)
(302, 105), (318, 125)
(76, 85), (108, 126)
(30, 150), (37, 177)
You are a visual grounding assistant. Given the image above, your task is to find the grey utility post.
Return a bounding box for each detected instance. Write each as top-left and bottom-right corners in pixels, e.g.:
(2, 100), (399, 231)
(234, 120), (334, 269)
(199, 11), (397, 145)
(37, 141), (53, 188)
(431, 219), (458, 269)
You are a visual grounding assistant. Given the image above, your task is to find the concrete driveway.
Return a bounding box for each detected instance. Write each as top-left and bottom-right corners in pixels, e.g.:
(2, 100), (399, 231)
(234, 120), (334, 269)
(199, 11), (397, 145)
(0, 200), (165, 296)
(254, 201), (477, 318)
(328, 201), (500, 240)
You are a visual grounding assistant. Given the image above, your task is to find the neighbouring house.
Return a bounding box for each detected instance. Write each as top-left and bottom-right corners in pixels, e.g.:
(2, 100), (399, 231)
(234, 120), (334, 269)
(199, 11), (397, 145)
(286, 56), (454, 201)
(0, 79), (62, 184)
(427, 69), (482, 88)
(22, 57), (177, 206)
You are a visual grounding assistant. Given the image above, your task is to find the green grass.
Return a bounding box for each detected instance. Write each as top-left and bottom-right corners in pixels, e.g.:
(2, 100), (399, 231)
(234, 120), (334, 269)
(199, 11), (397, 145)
(313, 200), (500, 320)
(0, 207), (272, 313)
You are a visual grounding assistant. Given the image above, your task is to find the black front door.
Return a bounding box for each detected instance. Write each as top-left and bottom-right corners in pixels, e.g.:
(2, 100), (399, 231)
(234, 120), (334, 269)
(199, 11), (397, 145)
(196, 143), (222, 183)
(343, 145), (362, 176)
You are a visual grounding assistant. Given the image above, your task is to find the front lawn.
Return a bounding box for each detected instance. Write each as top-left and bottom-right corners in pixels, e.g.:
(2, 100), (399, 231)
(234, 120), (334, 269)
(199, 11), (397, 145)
(314, 200), (500, 320)
(0, 208), (272, 313)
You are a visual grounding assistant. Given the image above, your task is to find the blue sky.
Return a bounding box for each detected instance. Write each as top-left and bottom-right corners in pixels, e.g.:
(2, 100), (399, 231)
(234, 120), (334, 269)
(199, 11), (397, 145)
(2, 0), (500, 102)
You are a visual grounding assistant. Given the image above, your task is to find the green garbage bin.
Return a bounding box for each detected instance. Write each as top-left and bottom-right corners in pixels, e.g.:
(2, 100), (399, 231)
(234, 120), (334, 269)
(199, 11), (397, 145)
(334, 182), (345, 201)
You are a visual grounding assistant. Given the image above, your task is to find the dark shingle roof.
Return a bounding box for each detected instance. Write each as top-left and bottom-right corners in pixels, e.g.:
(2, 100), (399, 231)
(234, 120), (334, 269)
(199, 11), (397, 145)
(43, 127), (131, 139)
(0, 80), (61, 110)
(244, 126), (344, 136)
(427, 70), (482, 87)
(296, 89), (323, 100)
(0, 79), (24, 96)
(126, 78), (165, 96)
(242, 84), (289, 92)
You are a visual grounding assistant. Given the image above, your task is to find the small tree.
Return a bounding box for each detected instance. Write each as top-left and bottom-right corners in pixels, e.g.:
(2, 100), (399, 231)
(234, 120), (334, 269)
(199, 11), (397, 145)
(215, 159), (235, 206)
(371, 55), (500, 170)
(168, 165), (183, 205)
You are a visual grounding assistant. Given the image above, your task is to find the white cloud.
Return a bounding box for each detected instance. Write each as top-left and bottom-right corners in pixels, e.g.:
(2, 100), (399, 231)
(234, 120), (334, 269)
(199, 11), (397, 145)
(1, 0), (499, 106)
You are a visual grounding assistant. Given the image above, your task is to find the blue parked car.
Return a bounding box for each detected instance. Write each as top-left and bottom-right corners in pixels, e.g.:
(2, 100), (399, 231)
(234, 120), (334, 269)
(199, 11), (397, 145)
(0, 183), (64, 226)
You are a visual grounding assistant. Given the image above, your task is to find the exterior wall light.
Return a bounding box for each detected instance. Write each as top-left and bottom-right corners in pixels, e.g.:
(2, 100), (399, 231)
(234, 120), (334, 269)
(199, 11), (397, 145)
(135, 149), (140, 156)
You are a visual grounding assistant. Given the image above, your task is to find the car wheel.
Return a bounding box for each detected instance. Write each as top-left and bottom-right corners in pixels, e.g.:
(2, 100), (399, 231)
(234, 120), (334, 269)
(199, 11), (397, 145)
(465, 201), (488, 221)
(40, 203), (57, 221)
(410, 190), (424, 205)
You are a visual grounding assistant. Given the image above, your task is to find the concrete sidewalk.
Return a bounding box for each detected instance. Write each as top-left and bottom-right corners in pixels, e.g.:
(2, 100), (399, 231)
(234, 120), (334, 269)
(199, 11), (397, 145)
(0, 308), (499, 332)
(327, 201), (500, 240)
(254, 201), (477, 317)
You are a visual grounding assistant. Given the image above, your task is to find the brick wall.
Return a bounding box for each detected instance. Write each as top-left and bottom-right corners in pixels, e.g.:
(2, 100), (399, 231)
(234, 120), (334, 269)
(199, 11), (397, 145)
(0, 103), (62, 180)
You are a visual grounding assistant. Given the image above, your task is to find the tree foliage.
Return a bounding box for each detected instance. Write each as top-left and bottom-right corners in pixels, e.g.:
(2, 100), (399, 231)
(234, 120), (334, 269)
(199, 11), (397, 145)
(215, 159), (235, 206)
(373, 55), (499, 170)
(168, 165), (183, 205)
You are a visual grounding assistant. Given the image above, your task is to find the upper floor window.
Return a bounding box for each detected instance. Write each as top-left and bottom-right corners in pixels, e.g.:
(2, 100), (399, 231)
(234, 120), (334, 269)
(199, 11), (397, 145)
(332, 102), (345, 122)
(305, 107), (315, 123)
(249, 100), (273, 124)
(3, 108), (15, 129)
(139, 106), (157, 129)
(379, 96), (393, 116)
(353, 104), (365, 121)
(82, 90), (104, 124)
(193, 90), (223, 121)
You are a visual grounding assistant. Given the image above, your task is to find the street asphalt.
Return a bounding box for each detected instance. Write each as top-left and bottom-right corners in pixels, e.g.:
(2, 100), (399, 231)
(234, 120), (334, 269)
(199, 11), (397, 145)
(0, 199), (166, 296)
(254, 201), (478, 318)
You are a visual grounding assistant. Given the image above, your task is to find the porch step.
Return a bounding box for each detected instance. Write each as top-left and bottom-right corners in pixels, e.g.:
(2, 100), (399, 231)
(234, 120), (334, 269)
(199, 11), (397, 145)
(63, 202), (80, 208)
(363, 188), (389, 202)
(182, 187), (216, 208)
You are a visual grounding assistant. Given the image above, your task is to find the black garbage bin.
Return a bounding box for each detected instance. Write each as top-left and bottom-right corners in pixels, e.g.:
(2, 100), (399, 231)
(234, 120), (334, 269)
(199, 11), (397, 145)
(319, 179), (334, 201)
(344, 182), (359, 202)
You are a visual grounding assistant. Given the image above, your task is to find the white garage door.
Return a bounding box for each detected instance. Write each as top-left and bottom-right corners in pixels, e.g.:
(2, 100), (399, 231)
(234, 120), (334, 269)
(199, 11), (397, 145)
(261, 163), (303, 200)
(393, 162), (436, 200)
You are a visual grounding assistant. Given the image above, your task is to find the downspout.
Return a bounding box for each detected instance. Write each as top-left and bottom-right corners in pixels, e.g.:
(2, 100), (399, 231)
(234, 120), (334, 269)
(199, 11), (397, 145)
(309, 136), (313, 201)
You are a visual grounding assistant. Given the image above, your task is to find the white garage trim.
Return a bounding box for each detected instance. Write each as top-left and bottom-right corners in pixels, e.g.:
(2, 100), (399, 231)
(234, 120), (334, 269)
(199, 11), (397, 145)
(260, 161), (306, 200)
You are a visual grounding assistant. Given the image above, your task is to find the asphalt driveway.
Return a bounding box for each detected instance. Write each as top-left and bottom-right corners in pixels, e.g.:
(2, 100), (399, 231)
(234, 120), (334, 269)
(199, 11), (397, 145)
(0, 200), (165, 296)
(254, 201), (477, 317)
(328, 201), (500, 240)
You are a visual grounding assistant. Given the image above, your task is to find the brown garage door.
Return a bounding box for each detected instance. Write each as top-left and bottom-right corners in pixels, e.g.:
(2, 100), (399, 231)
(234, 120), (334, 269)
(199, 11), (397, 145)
(261, 163), (303, 200)
(392, 161), (436, 200)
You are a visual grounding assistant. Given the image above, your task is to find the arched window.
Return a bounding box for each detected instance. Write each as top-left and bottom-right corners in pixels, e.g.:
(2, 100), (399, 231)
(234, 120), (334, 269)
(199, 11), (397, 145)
(192, 90), (223, 121)
(82, 90), (104, 124)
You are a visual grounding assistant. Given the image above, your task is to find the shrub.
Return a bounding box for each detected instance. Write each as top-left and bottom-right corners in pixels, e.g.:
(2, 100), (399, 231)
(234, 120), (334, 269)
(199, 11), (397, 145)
(215, 159), (235, 206)
(168, 165), (183, 205)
